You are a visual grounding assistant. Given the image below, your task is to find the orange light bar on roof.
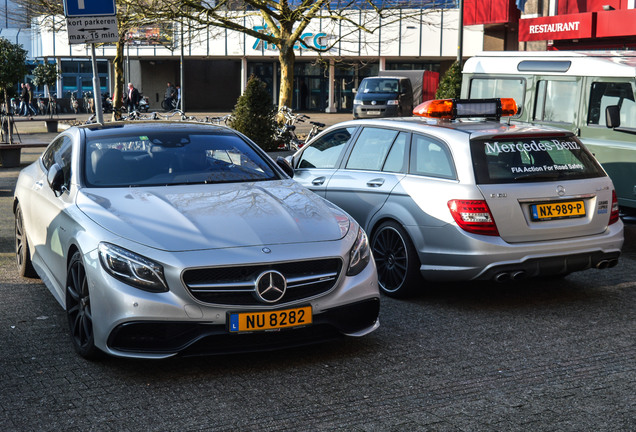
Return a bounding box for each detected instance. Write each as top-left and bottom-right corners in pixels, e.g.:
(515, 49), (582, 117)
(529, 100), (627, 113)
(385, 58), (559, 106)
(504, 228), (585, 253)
(500, 98), (518, 116)
(413, 99), (455, 119)
(413, 98), (518, 120)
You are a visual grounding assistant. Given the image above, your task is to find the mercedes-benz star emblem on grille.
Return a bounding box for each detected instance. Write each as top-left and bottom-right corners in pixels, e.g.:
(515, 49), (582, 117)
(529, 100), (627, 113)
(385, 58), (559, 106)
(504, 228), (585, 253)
(255, 270), (287, 303)
(371, 100), (377, 105)
(557, 185), (566, 196)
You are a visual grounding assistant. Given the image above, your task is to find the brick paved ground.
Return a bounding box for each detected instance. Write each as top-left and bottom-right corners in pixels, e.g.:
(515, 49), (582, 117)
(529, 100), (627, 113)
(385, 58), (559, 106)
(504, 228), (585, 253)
(0, 116), (634, 431)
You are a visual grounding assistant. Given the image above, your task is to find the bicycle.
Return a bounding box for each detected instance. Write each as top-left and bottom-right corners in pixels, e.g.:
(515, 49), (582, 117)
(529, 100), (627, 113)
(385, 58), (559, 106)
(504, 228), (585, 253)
(47, 93), (57, 116)
(303, 120), (325, 145)
(69, 91), (79, 114)
(83, 91), (94, 114)
(205, 114), (233, 126)
(161, 97), (178, 111)
(275, 106), (308, 151)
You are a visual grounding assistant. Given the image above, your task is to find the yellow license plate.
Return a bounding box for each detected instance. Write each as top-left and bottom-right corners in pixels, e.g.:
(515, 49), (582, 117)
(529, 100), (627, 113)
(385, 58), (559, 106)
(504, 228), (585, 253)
(531, 200), (585, 221)
(228, 306), (312, 333)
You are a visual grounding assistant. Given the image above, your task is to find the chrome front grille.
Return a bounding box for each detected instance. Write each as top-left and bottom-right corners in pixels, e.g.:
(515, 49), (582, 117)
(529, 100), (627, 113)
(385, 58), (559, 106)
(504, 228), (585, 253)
(182, 259), (343, 305)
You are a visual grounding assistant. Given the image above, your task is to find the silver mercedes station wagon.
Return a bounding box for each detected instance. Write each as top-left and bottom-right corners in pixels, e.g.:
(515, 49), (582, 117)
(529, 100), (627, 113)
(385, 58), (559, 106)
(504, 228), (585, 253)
(14, 122), (379, 359)
(289, 98), (624, 297)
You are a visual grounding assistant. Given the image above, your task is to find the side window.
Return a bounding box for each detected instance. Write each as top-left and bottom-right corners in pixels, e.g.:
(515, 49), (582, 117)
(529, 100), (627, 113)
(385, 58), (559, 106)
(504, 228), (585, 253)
(469, 77), (525, 116)
(382, 132), (409, 173)
(534, 80), (578, 123)
(41, 136), (73, 188)
(346, 127), (399, 171)
(587, 82), (636, 128)
(410, 134), (455, 179)
(41, 137), (64, 171)
(298, 127), (356, 169)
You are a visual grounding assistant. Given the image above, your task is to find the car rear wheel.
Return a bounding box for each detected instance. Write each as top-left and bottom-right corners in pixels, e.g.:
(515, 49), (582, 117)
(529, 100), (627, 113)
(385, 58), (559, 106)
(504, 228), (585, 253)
(15, 203), (38, 278)
(371, 221), (421, 297)
(66, 251), (102, 360)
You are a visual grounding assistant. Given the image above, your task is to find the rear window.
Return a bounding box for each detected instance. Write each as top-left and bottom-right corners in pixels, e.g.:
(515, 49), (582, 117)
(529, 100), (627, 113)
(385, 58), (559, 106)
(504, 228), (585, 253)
(471, 135), (606, 184)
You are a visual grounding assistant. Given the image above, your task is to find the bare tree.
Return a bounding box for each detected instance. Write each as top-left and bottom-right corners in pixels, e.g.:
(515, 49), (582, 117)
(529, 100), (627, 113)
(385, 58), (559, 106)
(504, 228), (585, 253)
(139, 0), (422, 112)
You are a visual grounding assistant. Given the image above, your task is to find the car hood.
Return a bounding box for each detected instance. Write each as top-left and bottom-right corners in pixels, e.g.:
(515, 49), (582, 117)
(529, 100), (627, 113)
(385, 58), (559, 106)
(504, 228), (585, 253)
(76, 180), (351, 251)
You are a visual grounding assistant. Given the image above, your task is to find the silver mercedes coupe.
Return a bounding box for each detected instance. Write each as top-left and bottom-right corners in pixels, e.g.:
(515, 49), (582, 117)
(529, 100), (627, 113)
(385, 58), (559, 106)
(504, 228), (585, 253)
(13, 122), (379, 359)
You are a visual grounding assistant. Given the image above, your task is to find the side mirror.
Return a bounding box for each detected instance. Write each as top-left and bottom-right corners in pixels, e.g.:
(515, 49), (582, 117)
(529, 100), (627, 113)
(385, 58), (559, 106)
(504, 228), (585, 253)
(47, 163), (65, 195)
(606, 105), (621, 128)
(276, 156), (294, 178)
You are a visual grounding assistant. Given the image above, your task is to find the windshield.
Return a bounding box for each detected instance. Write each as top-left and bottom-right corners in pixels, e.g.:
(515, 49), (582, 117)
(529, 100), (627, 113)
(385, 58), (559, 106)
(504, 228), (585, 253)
(84, 131), (278, 187)
(471, 135), (606, 184)
(358, 78), (399, 94)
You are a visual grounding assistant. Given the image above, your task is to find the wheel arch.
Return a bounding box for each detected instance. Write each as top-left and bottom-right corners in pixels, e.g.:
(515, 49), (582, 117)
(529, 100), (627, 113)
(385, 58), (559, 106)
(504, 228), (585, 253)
(66, 244), (81, 269)
(367, 199), (429, 268)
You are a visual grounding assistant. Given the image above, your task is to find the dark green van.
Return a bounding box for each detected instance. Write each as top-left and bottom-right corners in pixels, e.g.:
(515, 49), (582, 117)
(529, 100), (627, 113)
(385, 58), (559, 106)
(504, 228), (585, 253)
(461, 51), (636, 212)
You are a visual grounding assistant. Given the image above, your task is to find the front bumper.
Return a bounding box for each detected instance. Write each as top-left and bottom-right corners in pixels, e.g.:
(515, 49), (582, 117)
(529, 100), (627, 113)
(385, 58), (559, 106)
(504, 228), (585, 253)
(107, 298), (380, 357)
(353, 104), (400, 118)
(83, 239), (380, 358)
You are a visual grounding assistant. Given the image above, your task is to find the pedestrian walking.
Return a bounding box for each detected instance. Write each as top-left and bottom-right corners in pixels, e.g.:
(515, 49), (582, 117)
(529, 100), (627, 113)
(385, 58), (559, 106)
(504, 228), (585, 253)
(164, 82), (177, 110)
(25, 83), (37, 116)
(125, 82), (140, 113)
(18, 83), (27, 116)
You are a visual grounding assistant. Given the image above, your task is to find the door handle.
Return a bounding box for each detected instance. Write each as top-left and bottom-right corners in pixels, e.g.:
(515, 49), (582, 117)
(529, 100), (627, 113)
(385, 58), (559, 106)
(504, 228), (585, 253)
(367, 178), (385, 187)
(312, 176), (326, 186)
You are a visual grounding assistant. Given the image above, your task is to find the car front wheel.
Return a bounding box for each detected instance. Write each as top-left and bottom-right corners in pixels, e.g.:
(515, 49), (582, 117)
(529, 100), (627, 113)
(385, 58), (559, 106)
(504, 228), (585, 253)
(66, 251), (102, 360)
(15, 203), (38, 278)
(371, 221), (421, 297)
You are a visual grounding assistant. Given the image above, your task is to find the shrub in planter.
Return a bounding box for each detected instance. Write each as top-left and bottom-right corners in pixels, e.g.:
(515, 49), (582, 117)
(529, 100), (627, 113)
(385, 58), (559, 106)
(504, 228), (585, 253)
(229, 75), (278, 151)
(435, 61), (462, 100)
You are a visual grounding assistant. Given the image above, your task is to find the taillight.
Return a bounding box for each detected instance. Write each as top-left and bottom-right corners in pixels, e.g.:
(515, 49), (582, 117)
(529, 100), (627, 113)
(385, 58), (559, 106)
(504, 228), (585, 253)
(609, 190), (620, 225)
(448, 199), (499, 236)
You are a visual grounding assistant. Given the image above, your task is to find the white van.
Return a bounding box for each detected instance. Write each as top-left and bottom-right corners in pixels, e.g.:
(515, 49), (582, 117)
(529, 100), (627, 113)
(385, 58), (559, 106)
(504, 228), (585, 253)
(461, 51), (636, 212)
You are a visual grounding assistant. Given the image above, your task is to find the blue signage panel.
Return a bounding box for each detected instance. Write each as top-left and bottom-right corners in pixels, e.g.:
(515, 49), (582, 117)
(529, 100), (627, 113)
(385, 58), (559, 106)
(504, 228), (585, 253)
(64, 0), (116, 17)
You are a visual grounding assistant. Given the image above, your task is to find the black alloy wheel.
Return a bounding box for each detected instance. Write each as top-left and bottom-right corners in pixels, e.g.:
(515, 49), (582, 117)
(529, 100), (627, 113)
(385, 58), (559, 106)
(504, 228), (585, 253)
(66, 251), (102, 360)
(15, 204), (38, 278)
(371, 221), (420, 297)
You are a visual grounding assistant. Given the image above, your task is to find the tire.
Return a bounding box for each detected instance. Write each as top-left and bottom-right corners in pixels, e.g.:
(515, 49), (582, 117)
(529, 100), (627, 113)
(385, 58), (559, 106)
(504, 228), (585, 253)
(15, 204), (38, 278)
(371, 221), (421, 297)
(66, 251), (102, 360)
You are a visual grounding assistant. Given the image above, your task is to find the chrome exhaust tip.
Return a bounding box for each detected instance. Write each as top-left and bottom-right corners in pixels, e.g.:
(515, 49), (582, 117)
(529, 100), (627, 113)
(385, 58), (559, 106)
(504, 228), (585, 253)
(595, 260), (609, 269)
(512, 271), (526, 280)
(495, 272), (511, 283)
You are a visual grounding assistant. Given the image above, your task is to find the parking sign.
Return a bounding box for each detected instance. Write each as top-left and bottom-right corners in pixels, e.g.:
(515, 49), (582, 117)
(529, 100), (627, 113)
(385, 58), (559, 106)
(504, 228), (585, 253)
(64, 0), (116, 17)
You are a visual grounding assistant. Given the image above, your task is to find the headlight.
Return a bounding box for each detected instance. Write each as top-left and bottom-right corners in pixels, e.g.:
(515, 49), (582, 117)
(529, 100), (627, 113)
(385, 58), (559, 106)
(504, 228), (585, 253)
(387, 100), (399, 105)
(98, 243), (168, 292)
(353, 100), (362, 105)
(347, 227), (371, 276)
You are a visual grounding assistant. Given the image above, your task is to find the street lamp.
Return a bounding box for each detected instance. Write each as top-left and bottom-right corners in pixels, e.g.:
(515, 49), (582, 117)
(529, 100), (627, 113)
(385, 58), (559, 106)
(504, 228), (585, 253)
(457, 0), (464, 66)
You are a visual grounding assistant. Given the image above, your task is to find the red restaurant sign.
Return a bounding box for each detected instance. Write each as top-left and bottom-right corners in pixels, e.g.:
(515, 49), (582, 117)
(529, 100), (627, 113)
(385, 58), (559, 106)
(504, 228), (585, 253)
(519, 13), (595, 42)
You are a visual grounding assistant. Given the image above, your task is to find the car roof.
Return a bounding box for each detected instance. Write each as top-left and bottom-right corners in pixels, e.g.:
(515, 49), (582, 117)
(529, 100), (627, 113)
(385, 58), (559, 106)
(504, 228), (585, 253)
(332, 117), (573, 140)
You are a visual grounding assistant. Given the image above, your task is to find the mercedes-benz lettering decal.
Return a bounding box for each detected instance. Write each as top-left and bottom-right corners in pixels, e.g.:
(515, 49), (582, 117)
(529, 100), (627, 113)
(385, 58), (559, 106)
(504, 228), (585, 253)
(255, 270), (287, 303)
